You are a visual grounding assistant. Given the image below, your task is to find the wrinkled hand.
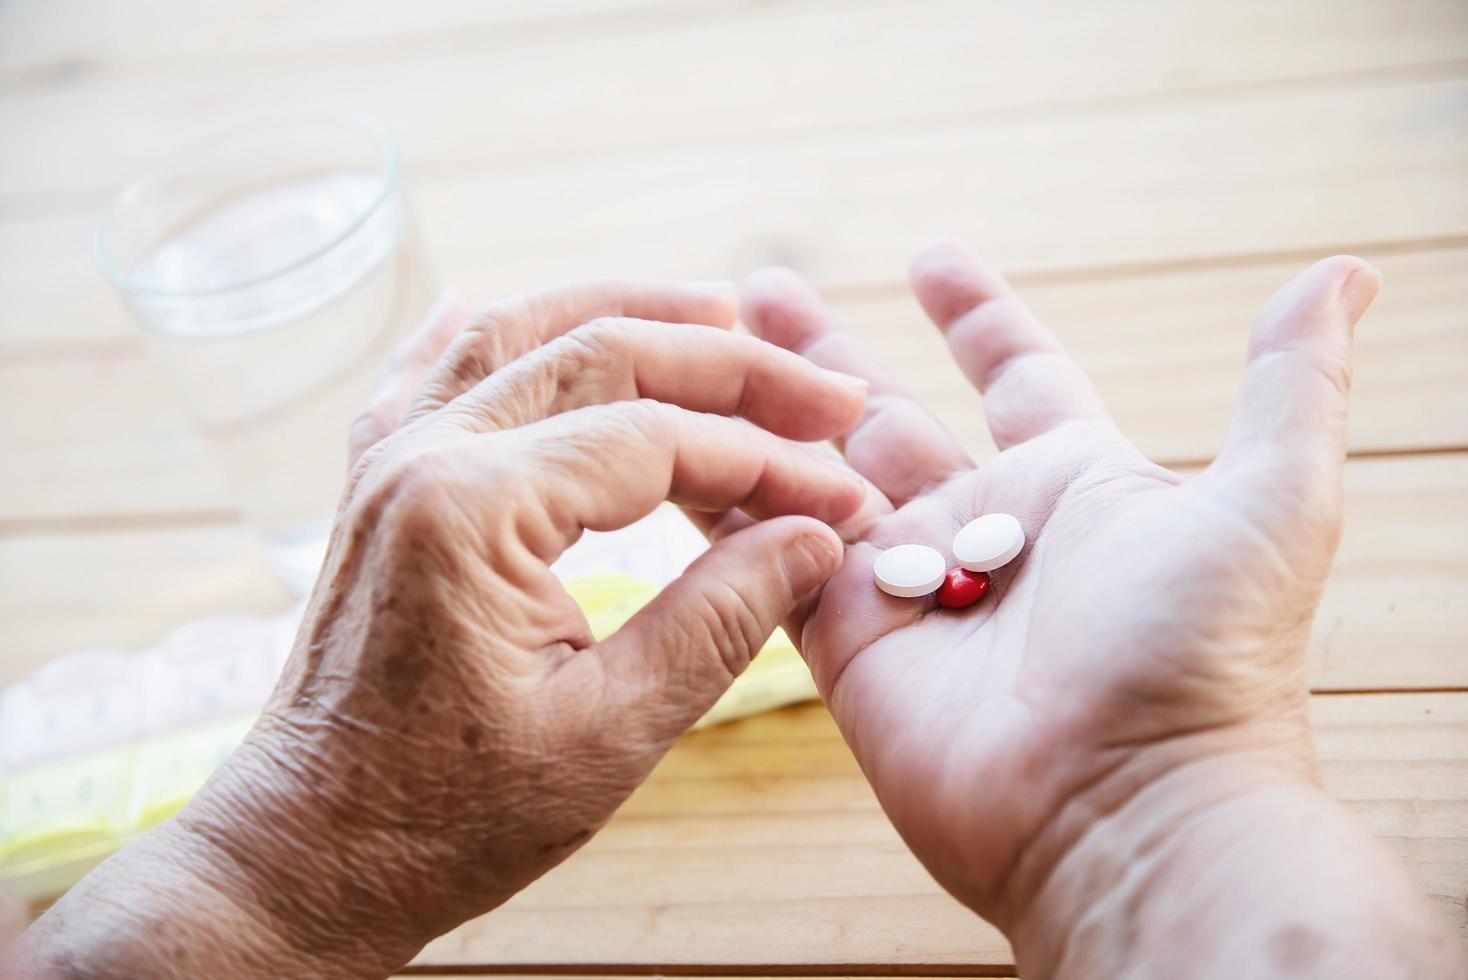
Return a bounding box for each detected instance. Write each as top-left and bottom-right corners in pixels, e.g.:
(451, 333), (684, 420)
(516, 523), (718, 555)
(724, 241), (1381, 936)
(121, 279), (871, 974)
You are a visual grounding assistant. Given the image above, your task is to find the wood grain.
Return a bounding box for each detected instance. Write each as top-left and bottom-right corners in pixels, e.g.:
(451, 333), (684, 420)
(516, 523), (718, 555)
(409, 77), (1468, 294)
(1310, 453), (1468, 691)
(411, 693), (1468, 969)
(16, 0), (1460, 89)
(3, 78), (1463, 362)
(0, 0), (757, 80)
(0, 355), (237, 520)
(0, 523), (289, 686)
(2, 0), (1467, 200)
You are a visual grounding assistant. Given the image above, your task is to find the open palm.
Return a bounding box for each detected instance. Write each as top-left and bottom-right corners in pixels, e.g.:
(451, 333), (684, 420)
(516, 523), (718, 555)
(728, 241), (1380, 925)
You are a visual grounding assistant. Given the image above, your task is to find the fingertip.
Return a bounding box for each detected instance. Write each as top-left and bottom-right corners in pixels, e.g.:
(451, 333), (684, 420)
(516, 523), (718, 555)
(778, 518), (845, 599)
(785, 448), (869, 527)
(741, 264), (808, 294)
(739, 266), (807, 307)
(1255, 255), (1382, 352)
(1312, 253), (1375, 280)
(831, 465), (872, 524)
(1338, 261), (1382, 325)
(910, 235), (979, 276)
(686, 279), (740, 328)
(1298, 254), (1380, 318)
(909, 238), (1010, 328)
(819, 367), (869, 420)
(738, 267), (826, 348)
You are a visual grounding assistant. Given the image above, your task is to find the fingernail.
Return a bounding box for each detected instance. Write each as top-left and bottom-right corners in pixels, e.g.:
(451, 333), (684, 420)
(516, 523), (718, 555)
(1338, 265), (1382, 325)
(823, 369), (869, 397)
(820, 458), (868, 518)
(782, 531), (843, 599)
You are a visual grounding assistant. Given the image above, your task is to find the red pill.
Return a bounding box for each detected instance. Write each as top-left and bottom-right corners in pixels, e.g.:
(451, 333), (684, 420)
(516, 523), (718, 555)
(936, 567), (991, 609)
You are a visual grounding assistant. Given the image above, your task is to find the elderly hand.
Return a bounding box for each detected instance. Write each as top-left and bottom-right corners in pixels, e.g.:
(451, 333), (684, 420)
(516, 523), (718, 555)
(731, 242), (1462, 978)
(15, 278), (870, 978)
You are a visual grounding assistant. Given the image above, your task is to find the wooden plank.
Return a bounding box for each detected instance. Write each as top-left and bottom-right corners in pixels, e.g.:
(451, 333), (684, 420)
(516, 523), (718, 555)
(6, 74), (1461, 348)
(1, 1), (1466, 201)
(411, 692), (1468, 968)
(0, 0), (735, 78)
(0, 523), (289, 687)
(0, 355), (239, 521)
(1311, 452), (1468, 691)
(1, 453), (1462, 697)
(411, 77), (1468, 293)
(4, 75), (1465, 355)
(0, 214), (128, 350)
(4, 246), (1464, 520)
(1309, 693), (1468, 933)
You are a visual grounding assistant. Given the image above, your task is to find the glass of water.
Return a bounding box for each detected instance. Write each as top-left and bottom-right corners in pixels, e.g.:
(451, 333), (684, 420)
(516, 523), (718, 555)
(96, 108), (437, 594)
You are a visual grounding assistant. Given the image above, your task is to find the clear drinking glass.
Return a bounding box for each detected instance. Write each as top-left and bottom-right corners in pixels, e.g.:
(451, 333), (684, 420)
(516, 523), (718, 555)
(97, 108), (437, 594)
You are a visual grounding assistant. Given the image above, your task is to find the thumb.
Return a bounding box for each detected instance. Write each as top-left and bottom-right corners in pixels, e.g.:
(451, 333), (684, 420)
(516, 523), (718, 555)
(1204, 256), (1380, 531)
(597, 515), (842, 739)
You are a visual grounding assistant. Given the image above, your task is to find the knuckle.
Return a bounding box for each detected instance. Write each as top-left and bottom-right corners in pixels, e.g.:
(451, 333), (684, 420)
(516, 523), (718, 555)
(695, 580), (767, 679)
(357, 446), (462, 537)
(568, 316), (627, 350)
(450, 300), (522, 379)
(530, 321), (638, 406)
(605, 396), (669, 433)
(561, 319), (634, 372)
(348, 403), (395, 453)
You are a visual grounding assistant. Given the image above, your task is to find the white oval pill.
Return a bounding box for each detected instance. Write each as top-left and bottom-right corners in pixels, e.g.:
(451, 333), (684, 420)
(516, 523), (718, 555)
(873, 544), (946, 598)
(953, 513), (1025, 572)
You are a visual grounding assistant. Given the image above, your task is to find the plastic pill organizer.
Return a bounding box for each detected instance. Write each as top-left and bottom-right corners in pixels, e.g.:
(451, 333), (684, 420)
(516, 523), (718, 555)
(0, 506), (817, 900)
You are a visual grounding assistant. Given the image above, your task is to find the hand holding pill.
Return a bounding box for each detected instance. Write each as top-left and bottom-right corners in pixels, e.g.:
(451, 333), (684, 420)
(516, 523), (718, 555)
(729, 241), (1449, 969)
(23, 243), (1457, 980)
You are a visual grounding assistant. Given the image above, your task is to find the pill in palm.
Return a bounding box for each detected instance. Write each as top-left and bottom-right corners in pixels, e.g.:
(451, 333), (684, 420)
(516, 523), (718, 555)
(873, 544), (946, 598)
(953, 513), (1025, 572)
(936, 567), (991, 609)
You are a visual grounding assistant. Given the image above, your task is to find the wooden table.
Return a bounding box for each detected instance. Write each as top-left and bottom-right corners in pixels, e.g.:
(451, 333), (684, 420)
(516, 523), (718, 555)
(2, 0), (1466, 973)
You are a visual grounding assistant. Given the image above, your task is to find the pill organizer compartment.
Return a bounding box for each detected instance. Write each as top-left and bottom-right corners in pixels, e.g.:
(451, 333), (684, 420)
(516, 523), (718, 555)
(126, 616), (287, 829)
(0, 650), (141, 898)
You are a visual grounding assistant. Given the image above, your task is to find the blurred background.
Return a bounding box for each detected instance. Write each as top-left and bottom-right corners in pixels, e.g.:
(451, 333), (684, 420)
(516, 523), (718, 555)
(1, 0), (1466, 972)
